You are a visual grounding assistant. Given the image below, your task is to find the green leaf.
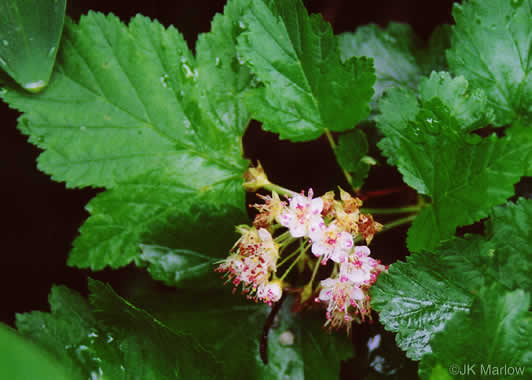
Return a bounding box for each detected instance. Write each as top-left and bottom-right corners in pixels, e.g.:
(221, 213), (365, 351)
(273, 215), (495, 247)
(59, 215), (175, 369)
(134, 290), (353, 380)
(372, 199), (532, 361)
(334, 129), (372, 189)
(195, 0), (253, 137)
(68, 170), (247, 270)
(371, 236), (485, 360)
(0, 323), (76, 380)
(2, 12), (248, 189)
(419, 286), (532, 379)
(418, 72), (494, 132)
(16, 281), (220, 379)
(237, 0), (375, 141)
(447, 0), (532, 126)
(376, 72), (529, 251)
(485, 198), (532, 291)
(338, 23), (450, 109)
(137, 244), (222, 288)
(0, 0), (66, 92)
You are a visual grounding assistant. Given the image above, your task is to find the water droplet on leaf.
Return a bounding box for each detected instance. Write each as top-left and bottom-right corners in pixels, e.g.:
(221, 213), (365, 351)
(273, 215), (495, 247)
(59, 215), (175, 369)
(215, 57), (221, 67)
(23, 80), (46, 93)
(239, 21), (247, 29)
(160, 74), (169, 88)
(48, 47), (56, 57)
(279, 330), (295, 346)
(408, 122), (424, 143)
(2, 40), (8, 46)
(80, 126), (87, 131)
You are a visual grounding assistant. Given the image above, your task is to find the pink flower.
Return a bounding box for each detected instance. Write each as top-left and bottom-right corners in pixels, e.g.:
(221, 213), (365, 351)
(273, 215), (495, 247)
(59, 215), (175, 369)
(317, 277), (367, 332)
(340, 246), (386, 286)
(257, 281), (283, 305)
(278, 189), (324, 238)
(310, 222), (354, 264)
(216, 227), (279, 304)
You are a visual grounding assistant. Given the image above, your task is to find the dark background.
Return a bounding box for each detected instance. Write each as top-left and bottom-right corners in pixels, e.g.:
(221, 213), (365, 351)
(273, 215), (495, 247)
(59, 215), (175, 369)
(0, 0), (457, 376)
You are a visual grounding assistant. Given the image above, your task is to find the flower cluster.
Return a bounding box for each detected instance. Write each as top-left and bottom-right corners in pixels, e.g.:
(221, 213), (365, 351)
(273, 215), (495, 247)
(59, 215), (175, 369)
(215, 226), (282, 305)
(216, 186), (385, 332)
(317, 246), (386, 332)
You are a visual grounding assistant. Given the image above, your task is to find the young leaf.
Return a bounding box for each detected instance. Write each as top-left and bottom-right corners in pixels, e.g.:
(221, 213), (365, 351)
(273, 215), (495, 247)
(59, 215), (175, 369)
(135, 290), (353, 380)
(68, 169), (247, 270)
(419, 286), (532, 379)
(237, 0), (375, 141)
(0, 323), (76, 380)
(376, 72), (529, 251)
(16, 281), (220, 379)
(0, 0), (66, 92)
(334, 129), (372, 189)
(447, 0), (532, 126)
(2, 12), (249, 190)
(371, 198), (532, 360)
(338, 23), (450, 109)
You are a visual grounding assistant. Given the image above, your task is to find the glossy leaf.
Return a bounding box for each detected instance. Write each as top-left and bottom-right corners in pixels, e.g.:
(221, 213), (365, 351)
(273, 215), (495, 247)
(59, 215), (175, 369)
(237, 0), (375, 141)
(372, 199), (532, 360)
(419, 286), (532, 379)
(376, 72), (529, 251)
(135, 290), (354, 379)
(16, 281), (220, 379)
(138, 244), (222, 288)
(0, 323), (75, 380)
(0, 0), (66, 92)
(2, 12), (249, 190)
(447, 0), (532, 125)
(338, 23), (450, 109)
(334, 129), (372, 189)
(68, 171), (247, 270)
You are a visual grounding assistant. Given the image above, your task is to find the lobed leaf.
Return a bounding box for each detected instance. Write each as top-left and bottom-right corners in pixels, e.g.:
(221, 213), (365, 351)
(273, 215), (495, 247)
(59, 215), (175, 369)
(419, 286), (532, 379)
(338, 23), (451, 110)
(237, 0), (375, 141)
(447, 0), (532, 126)
(2, 12), (249, 190)
(135, 291), (354, 380)
(68, 169), (247, 270)
(376, 72), (530, 251)
(372, 198), (532, 360)
(16, 281), (220, 379)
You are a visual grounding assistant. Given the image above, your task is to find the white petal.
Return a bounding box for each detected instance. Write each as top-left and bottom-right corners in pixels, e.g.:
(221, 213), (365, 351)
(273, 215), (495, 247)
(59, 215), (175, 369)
(355, 246), (370, 257)
(311, 242), (329, 257)
(330, 248), (349, 263)
(346, 268), (371, 284)
(290, 194), (308, 209)
(308, 217), (325, 240)
(351, 287), (365, 300)
(258, 228), (273, 242)
(290, 222), (306, 238)
(338, 232), (354, 249)
(310, 197), (324, 214)
(278, 211), (294, 227)
(318, 289), (332, 301)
